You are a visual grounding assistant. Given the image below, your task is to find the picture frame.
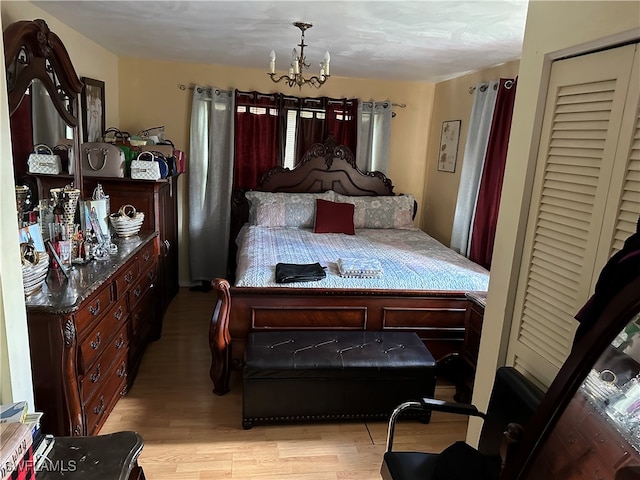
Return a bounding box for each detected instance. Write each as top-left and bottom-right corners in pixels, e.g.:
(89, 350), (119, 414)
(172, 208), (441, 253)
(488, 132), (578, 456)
(437, 120), (461, 173)
(80, 77), (105, 142)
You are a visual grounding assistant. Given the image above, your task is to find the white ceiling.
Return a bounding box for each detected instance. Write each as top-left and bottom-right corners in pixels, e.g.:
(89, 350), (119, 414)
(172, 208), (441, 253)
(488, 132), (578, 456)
(32, 0), (529, 83)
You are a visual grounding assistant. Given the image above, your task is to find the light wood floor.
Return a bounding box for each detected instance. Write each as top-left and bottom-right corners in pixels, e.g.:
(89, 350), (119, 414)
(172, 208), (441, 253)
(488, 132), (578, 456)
(101, 288), (468, 479)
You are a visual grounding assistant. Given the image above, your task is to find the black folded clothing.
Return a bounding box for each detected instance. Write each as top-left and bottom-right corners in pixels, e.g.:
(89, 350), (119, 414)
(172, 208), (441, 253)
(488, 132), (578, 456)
(275, 262), (326, 283)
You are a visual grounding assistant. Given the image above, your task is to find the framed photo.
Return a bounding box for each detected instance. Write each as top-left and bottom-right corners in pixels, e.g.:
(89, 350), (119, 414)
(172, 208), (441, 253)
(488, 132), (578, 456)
(80, 77), (105, 142)
(437, 120), (461, 173)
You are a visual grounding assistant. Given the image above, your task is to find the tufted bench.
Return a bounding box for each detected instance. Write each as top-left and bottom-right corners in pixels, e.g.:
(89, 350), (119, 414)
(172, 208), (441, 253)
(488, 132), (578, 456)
(242, 330), (436, 429)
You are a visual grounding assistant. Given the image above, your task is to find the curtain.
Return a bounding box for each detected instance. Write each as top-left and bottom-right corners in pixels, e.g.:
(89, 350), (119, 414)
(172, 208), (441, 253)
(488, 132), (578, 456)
(188, 85), (235, 281)
(326, 99), (358, 155)
(450, 80), (498, 256)
(31, 81), (67, 147)
(356, 100), (392, 172)
(469, 78), (518, 269)
(295, 97), (326, 163)
(234, 90), (279, 189)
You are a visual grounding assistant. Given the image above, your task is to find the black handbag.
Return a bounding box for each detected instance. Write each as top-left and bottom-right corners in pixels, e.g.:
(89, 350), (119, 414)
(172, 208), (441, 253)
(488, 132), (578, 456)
(275, 262), (326, 283)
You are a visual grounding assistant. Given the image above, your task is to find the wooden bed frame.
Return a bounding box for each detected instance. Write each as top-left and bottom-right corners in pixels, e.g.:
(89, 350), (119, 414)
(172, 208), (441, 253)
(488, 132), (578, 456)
(226, 136), (475, 366)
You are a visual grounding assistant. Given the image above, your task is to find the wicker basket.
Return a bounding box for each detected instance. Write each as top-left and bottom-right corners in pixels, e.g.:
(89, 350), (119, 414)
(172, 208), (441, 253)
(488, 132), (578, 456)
(109, 204), (144, 237)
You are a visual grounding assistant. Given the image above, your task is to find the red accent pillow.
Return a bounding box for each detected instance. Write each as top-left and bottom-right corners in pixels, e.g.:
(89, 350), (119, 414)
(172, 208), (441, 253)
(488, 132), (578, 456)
(314, 199), (355, 235)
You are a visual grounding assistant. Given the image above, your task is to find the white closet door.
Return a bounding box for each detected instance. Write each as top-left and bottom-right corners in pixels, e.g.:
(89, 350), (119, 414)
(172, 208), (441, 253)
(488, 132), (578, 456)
(506, 44), (639, 387)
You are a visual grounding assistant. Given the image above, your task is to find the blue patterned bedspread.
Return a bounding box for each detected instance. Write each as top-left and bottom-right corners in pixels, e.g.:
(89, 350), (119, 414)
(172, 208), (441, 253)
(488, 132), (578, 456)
(235, 226), (489, 292)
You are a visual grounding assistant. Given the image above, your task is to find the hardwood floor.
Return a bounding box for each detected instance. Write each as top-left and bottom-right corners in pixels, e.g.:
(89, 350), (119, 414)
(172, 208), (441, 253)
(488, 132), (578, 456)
(101, 288), (468, 479)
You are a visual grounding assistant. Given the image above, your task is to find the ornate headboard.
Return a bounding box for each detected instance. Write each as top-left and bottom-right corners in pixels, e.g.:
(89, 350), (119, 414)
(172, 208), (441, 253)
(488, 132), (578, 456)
(228, 136), (398, 278)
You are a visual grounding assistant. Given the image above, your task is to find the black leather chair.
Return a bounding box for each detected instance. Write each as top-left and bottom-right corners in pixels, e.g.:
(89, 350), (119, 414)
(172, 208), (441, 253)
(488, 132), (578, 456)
(380, 366), (544, 480)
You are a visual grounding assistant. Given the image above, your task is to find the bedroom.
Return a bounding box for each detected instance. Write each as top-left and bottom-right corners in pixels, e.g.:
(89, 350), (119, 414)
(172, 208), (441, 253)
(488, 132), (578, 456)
(1, 1), (639, 478)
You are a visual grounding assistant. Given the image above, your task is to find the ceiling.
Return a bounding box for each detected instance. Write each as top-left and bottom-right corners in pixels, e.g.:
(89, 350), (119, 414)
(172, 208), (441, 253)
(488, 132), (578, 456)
(32, 0), (529, 83)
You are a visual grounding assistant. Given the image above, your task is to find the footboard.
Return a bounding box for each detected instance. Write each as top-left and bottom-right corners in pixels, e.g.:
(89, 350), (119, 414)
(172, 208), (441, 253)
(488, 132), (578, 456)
(229, 287), (468, 364)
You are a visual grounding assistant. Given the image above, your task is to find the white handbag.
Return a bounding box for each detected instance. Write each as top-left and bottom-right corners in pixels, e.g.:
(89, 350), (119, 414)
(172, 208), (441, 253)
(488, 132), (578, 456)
(131, 151), (162, 181)
(28, 144), (61, 175)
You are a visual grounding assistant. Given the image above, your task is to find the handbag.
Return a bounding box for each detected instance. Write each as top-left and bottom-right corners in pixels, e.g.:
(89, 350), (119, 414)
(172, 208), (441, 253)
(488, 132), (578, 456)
(130, 151), (168, 180)
(81, 142), (126, 177)
(139, 142), (178, 176)
(28, 144), (61, 175)
(275, 262), (327, 283)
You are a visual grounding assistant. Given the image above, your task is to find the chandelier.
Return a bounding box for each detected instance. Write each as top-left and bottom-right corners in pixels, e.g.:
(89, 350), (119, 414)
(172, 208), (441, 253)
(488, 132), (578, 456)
(268, 22), (330, 89)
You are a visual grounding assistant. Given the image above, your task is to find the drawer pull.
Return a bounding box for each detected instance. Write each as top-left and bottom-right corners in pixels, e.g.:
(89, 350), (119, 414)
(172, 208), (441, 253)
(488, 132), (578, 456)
(133, 287), (142, 298)
(93, 395), (105, 415)
(115, 335), (125, 349)
(164, 239), (170, 256)
(89, 300), (101, 316)
(143, 251), (150, 262)
(90, 332), (102, 350)
(125, 271), (133, 284)
(113, 306), (124, 321)
(90, 364), (101, 383)
(116, 362), (127, 378)
(147, 271), (154, 281)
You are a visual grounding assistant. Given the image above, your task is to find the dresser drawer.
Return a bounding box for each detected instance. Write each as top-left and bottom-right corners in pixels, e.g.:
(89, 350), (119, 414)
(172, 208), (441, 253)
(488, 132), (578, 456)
(84, 360), (128, 435)
(130, 263), (157, 311)
(138, 242), (156, 272)
(78, 299), (129, 374)
(130, 288), (156, 343)
(114, 259), (140, 300)
(80, 329), (128, 405)
(74, 284), (113, 334)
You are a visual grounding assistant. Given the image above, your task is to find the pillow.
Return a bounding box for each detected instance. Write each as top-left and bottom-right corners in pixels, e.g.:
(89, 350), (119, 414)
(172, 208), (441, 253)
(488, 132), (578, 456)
(245, 191), (335, 228)
(333, 192), (415, 229)
(314, 199), (355, 235)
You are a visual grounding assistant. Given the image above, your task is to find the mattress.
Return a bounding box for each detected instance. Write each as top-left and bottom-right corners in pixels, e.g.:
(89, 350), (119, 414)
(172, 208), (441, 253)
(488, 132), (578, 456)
(235, 225), (489, 291)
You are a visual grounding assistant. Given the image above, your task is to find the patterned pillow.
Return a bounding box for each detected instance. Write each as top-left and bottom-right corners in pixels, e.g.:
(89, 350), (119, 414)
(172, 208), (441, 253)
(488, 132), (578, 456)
(333, 192), (415, 229)
(246, 191), (335, 228)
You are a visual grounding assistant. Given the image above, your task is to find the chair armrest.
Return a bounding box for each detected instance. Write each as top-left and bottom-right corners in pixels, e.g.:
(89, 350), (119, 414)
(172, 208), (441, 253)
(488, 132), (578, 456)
(420, 398), (486, 419)
(385, 399), (486, 452)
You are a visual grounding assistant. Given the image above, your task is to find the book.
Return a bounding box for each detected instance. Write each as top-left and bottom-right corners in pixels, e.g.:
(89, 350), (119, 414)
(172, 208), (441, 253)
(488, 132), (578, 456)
(33, 435), (54, 471)
(0, 422), (33, 480)
(0, 403), (27, 424)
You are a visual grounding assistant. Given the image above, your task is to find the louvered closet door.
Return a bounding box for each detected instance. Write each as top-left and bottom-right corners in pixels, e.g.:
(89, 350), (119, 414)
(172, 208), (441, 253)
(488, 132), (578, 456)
(506, 43), (639, 387)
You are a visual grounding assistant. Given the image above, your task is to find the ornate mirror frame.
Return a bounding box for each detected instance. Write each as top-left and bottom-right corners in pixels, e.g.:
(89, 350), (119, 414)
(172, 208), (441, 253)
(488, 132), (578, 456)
(4, 18), (84, 194)
(504, 274), (640, 478)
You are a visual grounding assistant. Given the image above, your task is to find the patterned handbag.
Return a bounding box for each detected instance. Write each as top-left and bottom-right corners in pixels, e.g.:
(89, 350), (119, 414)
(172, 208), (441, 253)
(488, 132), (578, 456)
(28, 144), (61, 175)
(130, 151), (167, 180)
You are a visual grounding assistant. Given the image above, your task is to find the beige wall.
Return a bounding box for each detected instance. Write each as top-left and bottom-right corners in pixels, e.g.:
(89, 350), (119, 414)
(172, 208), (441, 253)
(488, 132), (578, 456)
(117, 58), (435, 284)
(468, 0), (640, 445)
(422, 60), (520, 246)
(0, 1), (119, 404)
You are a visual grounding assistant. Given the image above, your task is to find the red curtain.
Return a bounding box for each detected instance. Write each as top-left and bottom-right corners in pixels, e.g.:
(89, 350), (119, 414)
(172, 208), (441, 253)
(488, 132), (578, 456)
(233, 91), (279, 190)
(469, 78), (518, 269)
(326, 99), (358, 155)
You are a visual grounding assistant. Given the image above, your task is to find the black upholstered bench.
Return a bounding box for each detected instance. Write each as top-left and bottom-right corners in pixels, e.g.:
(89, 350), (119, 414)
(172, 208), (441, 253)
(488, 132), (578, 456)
(242, 330), (436, 429)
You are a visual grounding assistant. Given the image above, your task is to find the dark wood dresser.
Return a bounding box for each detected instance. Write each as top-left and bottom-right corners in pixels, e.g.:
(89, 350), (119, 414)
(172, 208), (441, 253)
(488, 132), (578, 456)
(34, 175), (180, 320)
(25, 233), (159, 437)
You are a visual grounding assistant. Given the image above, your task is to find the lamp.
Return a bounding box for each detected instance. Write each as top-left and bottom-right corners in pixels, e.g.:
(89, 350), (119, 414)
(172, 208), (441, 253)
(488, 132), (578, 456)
(268, 22), (330, 89)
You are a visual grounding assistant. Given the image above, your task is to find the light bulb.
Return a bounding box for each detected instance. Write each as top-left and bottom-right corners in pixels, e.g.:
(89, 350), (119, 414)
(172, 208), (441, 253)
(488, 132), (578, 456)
(269, 50), (276, 74)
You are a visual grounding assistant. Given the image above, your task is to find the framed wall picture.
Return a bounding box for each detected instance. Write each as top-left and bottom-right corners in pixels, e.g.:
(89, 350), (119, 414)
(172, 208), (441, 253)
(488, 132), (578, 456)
(437, 120), (461, 173)
(80, 77), (105, 142)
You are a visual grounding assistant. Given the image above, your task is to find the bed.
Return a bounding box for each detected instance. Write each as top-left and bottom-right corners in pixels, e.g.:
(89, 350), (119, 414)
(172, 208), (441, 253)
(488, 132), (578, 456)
(225, 136), (489, 366)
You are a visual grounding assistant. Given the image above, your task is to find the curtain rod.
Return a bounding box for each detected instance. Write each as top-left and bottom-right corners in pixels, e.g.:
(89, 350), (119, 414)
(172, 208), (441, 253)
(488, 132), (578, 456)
(178, 84), (406, 110)
(468, 79), (515, 94)
(178, 84), (232, 96)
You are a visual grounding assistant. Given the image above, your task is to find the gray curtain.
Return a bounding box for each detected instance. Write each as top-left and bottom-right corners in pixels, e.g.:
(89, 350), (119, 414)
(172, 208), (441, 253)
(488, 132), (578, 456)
(356, 100), (392, 172)
(450, 80), (498, 256)
(31, 80), (67, 147)
(188, 85), (235, 281)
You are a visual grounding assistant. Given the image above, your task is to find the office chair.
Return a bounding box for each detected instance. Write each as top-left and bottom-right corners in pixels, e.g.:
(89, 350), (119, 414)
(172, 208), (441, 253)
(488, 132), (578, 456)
(381, 366), (544, 480)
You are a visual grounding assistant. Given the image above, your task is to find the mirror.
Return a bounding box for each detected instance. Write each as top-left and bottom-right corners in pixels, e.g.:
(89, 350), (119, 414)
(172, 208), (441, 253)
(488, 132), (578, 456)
(4, 18), (84, 199)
